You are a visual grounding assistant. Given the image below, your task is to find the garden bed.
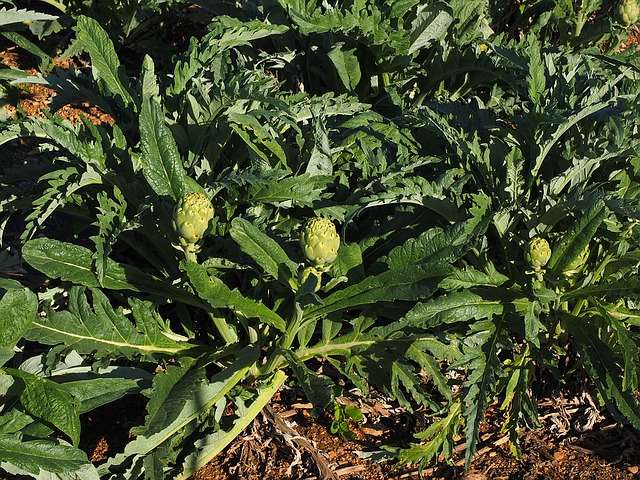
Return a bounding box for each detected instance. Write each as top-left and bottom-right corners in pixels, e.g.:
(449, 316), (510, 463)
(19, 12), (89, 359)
(1, 2), (640, 480)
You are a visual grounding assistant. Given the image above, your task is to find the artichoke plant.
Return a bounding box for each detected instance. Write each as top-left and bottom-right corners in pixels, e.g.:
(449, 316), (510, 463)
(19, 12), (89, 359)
(562, 246), (590, 277)
(300, 217), (340, 267)
(173, 192), (214, 259)
(526, 237), (551, 270)
(618, 0), (640, 26)
(298, 266), (323, 292)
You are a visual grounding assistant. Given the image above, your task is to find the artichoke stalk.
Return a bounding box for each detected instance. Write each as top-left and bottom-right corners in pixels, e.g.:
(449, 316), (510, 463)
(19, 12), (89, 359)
(173, 192), (214, 260)
(300, 217), (340, 267)
(298, 266), (323, 293)
(527, 237), (551, 270)
(618, 0), (640, 26)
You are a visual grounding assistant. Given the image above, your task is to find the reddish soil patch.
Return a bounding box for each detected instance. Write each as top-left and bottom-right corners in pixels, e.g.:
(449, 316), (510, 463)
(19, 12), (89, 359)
(188, 388), (640, 480)
(620, 26), (640, 52)
(191, 419), (640, 480)
(1, 48), (114, 125)
(190, 404), (397, 480)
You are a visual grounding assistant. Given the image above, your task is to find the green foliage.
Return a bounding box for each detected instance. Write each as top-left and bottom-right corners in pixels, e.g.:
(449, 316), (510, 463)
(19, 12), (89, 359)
(0, 435), (96, 478)
(7, 369), (81, 446)
(25, 287), (191, 359)
(329, 403), (364, 440)
(74, 15), (135, 107)
(0, 7), (57, 27)
(0, 288), (37, 355)
(1, 0), (640, 478)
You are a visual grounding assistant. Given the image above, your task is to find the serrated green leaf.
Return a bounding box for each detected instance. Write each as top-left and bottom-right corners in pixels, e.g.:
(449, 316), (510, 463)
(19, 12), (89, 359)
(0, 288), (38, 350)
(229, 218), (297, 282)
(399, 401), (461, 465)
(0, 8), (57, 26)
(139, 97), (188, 200)
(176, 370), (286, 480)
(376, 290), (504, 337)
(0, 435), (91, 476)
(284, 352), (338, 412)
(331, 242), (363, 278)
(405, 342), (451, 401)
(60, 376), (146, 413)
(248, 173), (328, 207)
(75, 16), (134, 107)
(527, 35), (545, 106)
(305, 118), (333, 176)
(305, 264), (449, 320)
(25, 288), (191, 360)
(22, 238), (203, 308)
(327, 43), (361, 90)
(386, 209), (490, 271)
(141, 55), (159, 101)
(0, 409), (33, 434)
(463, 320), (504, 468)
(440, 267), (509, 290)
(609, 316), (639, 392)
(8, 370), (81, 446)
(408, 5), (453, 54)
(185, 262), (286, 331)
(532, 99), (618, 179)
(124, 347), (257, 457)
(563, 315), (640, 429)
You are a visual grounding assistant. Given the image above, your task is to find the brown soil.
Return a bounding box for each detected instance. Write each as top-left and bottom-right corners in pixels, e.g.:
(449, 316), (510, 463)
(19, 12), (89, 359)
(187, 388), (640, 480)
(191, 419), (640, 480)
(0, 48), (114, 125)
(190, 402), (398, 480)
(71, 368), (640, 480)
(620, 26), (640, 52)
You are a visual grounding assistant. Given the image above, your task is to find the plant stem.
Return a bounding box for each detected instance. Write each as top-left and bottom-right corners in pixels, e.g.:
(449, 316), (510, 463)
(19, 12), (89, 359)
(377, 72), (389, 94)
(183, 248), (235, 343)
(185, 249), (198, 263)
(175, 370), (287, 480)
(208, 311), (237, 344)
(571, 252), (614, 316)
(262, 304), (303, 374)
(574, 11), (586, 39)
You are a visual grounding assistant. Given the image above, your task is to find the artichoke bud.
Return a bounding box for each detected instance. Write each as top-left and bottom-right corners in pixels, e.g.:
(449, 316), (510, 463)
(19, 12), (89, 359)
(298, 266), (323, 293)
(527, 237), (551, 269)
(300, 217), (340, 266)
(173, 192), (214, 246)
(618, 0), (640, 26)
(562, 246), (589, 277)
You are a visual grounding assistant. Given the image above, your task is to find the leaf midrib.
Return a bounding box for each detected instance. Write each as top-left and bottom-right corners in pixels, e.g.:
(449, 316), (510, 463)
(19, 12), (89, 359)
(31, 320), (187, 354)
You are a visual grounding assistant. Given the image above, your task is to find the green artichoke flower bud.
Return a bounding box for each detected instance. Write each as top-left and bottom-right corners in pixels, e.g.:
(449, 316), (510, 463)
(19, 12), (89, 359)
(563, 246), (589, 277)
(298, 266), (322, 293)
(527, 237), (551, 269)
(300, 217), (340, 266)
(618, 0), (640, 26)
(173, 192), (214, 246)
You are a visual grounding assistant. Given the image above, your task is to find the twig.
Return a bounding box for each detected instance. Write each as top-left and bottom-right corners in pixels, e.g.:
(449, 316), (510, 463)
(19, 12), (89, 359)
(264, 405), (339, 480)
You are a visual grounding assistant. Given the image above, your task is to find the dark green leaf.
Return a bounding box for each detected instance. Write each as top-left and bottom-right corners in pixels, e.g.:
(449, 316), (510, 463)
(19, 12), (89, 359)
(185, 262), (286, 331)
(0, 288), (37, 349)
(8, 370), (81, 446)
(139, 97), (188, 200)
